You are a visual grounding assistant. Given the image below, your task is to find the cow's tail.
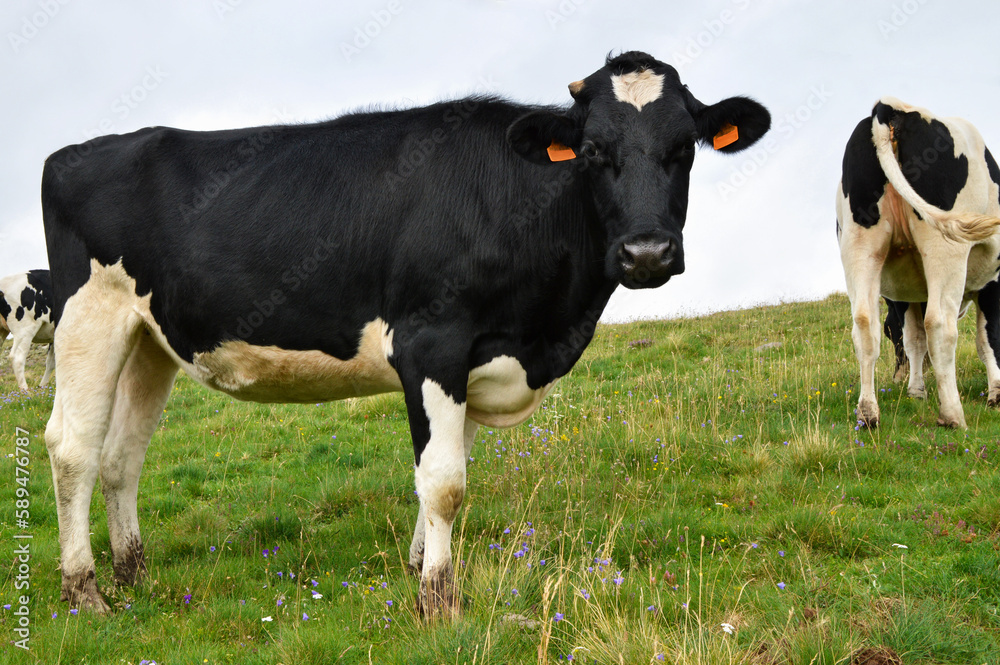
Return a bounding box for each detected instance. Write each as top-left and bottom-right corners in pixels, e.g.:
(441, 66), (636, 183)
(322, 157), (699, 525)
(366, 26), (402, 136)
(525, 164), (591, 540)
(871, 98), (1000, 243)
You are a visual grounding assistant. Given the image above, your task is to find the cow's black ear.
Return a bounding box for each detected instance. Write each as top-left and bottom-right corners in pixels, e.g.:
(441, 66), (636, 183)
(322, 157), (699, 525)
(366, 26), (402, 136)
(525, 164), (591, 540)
(507, 111), (582, 164)
(691, 96), (771, 154)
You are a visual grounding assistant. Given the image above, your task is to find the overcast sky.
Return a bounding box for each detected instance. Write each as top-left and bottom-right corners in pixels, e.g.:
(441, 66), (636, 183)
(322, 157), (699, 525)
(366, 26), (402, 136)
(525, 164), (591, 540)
(3, 0), (998, 322)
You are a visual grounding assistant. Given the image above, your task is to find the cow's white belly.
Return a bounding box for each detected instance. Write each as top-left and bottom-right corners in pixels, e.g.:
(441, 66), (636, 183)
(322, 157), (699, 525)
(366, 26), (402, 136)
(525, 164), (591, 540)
(183, 319), (403, 403)
(181, 323), (554, 424)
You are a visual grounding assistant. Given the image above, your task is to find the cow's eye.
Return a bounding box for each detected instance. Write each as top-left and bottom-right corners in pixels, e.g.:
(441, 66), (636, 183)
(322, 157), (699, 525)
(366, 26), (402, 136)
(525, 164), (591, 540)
(665, 143), (695, 168)
(580, 140), (602, 160)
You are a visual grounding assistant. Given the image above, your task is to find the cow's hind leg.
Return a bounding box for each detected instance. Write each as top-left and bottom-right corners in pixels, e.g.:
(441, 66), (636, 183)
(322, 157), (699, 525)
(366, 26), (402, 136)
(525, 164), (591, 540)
(409, 418), (478, 573)
(922, 249), (969, 427)
(40, 343), (55, 387)
(102, 332), (177, 586)
(10, 325), (38, 392)
(45, 276), (143, 613)
(842, 249), (888, 427)
(976, 280), (1000, 407)
(903, 304), (928, 398)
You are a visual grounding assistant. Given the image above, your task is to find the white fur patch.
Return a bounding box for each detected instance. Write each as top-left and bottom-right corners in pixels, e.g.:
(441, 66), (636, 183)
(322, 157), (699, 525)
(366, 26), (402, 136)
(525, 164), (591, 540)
(414, 379), (468, 583)
(611, 71), (664, 111)
(466, 355), (556, 427)
(188, 319), (402, 403)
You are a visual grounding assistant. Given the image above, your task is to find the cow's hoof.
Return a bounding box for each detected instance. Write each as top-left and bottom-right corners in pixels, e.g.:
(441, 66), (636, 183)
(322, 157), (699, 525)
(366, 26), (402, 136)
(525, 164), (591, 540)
(988, 394), (1000, 408)
(60, 571), (111, 615)
(908, 388), (927, 399)
(112, 537), (146, 587)
(936, 416), (965, 429)
(408, 548), (424, 576)
(856, 401), (879, 428)
(418, 567), (459, 620)
(892, 362), (909, 384)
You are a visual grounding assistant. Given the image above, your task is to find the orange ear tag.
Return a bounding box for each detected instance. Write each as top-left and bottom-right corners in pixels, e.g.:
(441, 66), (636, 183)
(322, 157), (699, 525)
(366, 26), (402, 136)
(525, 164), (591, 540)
(713, 124), (739, 150)
(547, 141), (577, 162)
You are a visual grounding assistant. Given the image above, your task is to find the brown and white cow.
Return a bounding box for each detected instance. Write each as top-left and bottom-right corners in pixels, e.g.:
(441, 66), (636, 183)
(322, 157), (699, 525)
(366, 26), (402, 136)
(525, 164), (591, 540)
(837, 97), (1000, 428)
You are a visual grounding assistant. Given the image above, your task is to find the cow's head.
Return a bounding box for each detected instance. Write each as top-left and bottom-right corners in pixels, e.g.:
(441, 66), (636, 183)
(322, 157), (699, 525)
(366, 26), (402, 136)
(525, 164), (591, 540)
(508, 51), (770, 289)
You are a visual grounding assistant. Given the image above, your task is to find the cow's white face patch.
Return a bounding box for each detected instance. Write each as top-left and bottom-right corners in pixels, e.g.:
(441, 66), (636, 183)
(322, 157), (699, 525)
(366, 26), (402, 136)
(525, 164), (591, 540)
(611, 70), (664, 111)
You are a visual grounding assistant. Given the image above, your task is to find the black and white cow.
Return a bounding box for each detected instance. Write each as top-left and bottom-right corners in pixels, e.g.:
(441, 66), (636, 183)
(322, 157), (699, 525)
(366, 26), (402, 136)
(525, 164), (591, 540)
(0, 270), (55, 391)
(838, 96), (1000, 428)
(41, 51), (770, 615)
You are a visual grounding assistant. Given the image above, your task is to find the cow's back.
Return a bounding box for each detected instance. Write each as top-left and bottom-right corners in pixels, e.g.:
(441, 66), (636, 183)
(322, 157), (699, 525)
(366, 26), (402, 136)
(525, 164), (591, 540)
(41, 100), (594, 367)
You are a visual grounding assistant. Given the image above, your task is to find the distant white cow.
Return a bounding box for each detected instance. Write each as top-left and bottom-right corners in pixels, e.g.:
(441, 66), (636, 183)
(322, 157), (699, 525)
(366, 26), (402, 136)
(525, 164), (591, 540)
(0, 270), (55, 391)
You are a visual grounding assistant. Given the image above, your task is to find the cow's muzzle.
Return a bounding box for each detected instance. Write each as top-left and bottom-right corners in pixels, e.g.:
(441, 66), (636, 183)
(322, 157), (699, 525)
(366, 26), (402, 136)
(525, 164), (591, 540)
(616, 238), (684, 289)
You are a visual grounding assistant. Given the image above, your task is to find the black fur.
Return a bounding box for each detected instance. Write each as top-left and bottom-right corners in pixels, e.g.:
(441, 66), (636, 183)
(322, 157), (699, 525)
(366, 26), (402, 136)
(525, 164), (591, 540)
(883, 297), (908, 373)
(841, 118), (887, 229)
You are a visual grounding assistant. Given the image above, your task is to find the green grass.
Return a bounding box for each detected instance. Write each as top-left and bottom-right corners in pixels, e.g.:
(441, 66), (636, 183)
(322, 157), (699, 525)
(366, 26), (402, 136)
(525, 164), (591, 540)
(1, 293), (999, 663)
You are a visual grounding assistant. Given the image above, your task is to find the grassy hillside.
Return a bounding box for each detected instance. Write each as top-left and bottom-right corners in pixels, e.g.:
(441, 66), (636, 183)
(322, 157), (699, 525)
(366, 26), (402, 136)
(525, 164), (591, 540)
(0, 294), (998, 664)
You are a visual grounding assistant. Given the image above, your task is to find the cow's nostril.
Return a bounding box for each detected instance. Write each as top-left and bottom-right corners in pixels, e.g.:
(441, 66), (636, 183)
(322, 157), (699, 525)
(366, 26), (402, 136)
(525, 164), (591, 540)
(618, 245), (637, 269)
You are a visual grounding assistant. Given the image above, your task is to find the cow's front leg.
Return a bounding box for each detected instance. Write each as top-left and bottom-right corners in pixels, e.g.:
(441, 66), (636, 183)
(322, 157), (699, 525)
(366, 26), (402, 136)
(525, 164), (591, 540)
(976, 280), (1000, 407)
(409, 417), (478, 573)
(403, 376), (469, 619)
